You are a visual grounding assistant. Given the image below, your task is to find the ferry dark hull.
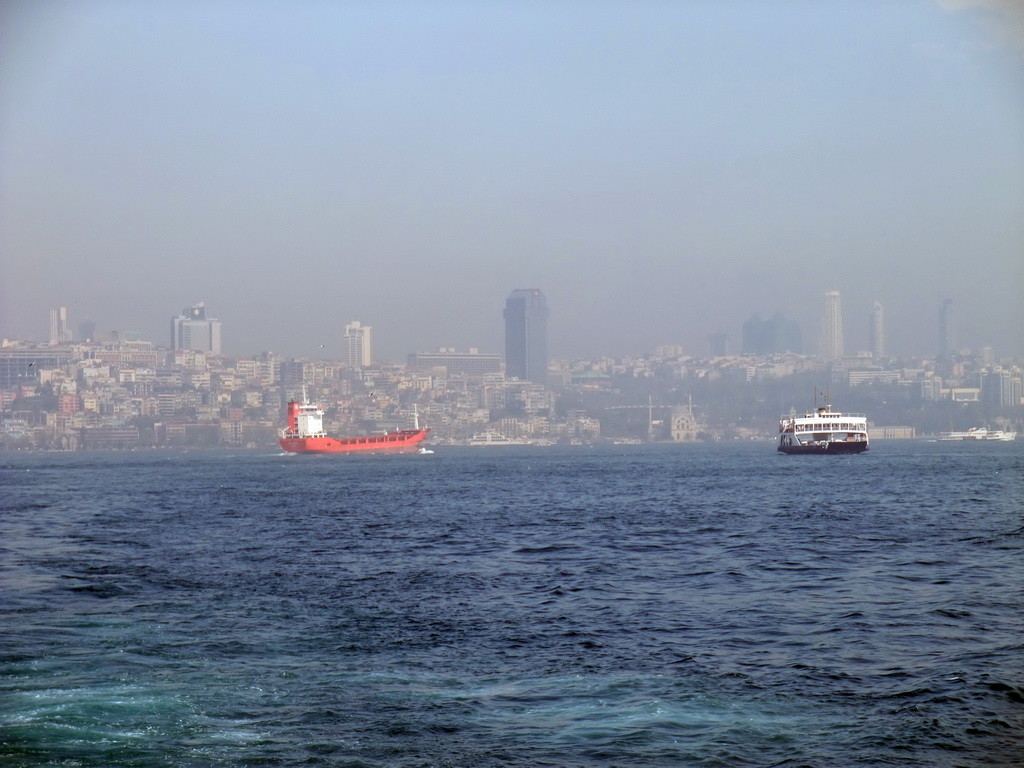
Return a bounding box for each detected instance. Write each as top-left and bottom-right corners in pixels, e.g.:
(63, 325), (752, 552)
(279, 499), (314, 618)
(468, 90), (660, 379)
(778, 441), (868, 455)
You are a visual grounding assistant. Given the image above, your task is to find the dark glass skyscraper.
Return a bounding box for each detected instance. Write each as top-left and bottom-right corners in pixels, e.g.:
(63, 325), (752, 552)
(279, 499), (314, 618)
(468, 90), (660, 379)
(939, 298), (956, 358)
(741, 313), (802, 355)
(504, 289), (548, 384)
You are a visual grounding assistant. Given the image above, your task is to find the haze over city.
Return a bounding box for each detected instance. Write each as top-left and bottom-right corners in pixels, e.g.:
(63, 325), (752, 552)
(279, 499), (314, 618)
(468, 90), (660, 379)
(2, 0), (1022, 361)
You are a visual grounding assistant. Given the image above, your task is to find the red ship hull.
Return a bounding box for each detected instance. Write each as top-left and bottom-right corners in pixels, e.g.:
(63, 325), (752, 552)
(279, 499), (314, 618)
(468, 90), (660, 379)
(279, 429), (429, 454)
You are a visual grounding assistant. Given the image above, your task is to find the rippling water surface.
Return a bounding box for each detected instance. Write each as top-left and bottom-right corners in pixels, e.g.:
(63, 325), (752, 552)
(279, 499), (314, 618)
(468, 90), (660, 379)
(2, 441), (1022, 766)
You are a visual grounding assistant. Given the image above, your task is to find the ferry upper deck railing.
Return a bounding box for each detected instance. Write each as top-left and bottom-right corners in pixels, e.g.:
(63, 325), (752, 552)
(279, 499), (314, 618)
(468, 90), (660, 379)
(780, 412), (867, 419)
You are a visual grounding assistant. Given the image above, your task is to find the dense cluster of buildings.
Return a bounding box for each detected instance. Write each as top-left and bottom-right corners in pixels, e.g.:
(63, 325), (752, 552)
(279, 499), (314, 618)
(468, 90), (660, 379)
(1, 291), (1021, 450)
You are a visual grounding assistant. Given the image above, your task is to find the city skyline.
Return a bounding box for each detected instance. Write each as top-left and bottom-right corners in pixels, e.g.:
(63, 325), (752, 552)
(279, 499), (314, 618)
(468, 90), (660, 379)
(2, 2), (1022, 359)
(18, 291), (1017, 365)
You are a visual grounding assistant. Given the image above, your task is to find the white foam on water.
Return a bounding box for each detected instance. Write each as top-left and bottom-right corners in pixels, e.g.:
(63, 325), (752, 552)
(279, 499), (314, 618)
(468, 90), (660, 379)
(4, 681), (270, 752)
(361, 670), (818, 749)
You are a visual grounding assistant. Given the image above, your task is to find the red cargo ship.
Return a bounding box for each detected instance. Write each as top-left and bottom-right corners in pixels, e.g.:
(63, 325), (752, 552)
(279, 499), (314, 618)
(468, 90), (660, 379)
(279, 390), (429, 454)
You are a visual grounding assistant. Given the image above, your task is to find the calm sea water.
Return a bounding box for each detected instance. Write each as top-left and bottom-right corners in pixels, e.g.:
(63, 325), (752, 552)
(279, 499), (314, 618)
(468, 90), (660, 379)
(2, 441), (1022, 767)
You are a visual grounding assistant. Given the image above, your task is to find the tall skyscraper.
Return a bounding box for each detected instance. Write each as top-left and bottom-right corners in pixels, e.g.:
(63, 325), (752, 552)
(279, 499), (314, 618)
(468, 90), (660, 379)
(939, 298), (956, 358)
(742, 313), (802, 355)
(819, 290), (844, 361)
(49, 307), (71, 344)
(171, 302), (222, 354)
(343, 321), (373, 368)
(504, 289), (548, 384)
(870, 301), (885, 359)
(78, 319), (96, 343)
(707, 333), (729, 357)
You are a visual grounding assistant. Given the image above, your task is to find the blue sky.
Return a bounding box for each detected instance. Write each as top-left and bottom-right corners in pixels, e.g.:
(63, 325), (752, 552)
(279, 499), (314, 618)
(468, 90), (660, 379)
(1, 0), (1022, 360)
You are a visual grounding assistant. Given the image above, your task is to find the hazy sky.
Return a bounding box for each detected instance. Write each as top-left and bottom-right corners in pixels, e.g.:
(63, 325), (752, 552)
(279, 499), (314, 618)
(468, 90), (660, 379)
(2, 0), (1022, 361)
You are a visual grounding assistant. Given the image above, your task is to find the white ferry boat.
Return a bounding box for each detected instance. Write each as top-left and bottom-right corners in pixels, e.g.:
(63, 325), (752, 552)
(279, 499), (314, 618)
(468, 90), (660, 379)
(939, 427), (1017, 442)
(467, 431), (531, 446)
(778, 406), (869, 455)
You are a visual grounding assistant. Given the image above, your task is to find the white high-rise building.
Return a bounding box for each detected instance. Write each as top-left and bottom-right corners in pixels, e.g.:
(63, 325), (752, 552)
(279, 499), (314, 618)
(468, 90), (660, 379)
(819, 290), (844, 361)
(870, 301), (885, 359)
(171, 302), (222, 354)
(49, 306), (72, 344)
(343, 321), (372, 368)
